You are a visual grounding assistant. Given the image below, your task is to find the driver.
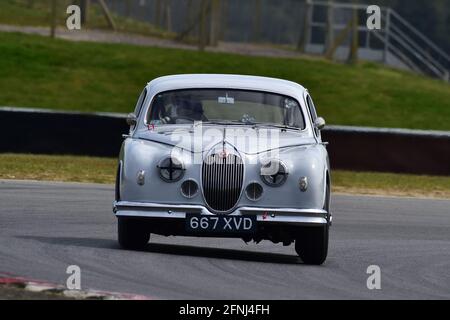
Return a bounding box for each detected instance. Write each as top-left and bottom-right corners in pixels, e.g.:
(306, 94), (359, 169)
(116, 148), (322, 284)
(174, 99), (206, 122)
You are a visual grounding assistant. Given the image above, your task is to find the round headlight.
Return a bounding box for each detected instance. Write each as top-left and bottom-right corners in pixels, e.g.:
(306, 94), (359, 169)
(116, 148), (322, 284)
(157, 156), (185, 182)
(260, 159), (288, 187)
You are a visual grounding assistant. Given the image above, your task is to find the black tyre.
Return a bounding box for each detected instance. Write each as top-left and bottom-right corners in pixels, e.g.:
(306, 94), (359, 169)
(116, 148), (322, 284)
(118, 217), (150, 250)
(295, 181), (330, 265)
(295, 225), (329, 265)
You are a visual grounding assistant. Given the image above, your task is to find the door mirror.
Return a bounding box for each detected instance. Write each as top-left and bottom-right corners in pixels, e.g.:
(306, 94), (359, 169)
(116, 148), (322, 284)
(314, 117), (326, 130)
(126, 113), (137, 126)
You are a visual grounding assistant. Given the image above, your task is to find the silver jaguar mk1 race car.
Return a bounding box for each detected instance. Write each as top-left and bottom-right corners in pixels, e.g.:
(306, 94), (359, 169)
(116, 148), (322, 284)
(113, 74), (331, 265)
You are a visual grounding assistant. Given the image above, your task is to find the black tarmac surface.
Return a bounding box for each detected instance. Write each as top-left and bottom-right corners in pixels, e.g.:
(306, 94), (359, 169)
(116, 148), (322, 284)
(0, 180), (449, 299)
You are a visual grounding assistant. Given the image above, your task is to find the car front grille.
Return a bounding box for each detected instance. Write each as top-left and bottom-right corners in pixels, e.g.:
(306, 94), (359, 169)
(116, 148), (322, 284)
(202, 153), (244, 212)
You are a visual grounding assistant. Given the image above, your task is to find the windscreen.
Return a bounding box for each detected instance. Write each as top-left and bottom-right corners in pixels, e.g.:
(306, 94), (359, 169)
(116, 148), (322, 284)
(147, 89), (305, 129)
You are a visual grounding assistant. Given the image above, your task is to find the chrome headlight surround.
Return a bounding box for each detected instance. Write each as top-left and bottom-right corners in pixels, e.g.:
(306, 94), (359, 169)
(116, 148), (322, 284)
(157, 156), (185, 182)
(260, 159), (288, 187)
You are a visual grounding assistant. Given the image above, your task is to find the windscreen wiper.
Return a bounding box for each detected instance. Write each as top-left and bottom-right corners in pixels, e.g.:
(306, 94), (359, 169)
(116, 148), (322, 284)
(197, 120), (254, 126)
(250, 122), (301, 131)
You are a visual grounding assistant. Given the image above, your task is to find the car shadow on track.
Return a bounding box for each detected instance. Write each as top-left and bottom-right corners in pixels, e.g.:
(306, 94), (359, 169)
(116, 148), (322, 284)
(17, 236), (302, 265)
(146, 242), (302, 264)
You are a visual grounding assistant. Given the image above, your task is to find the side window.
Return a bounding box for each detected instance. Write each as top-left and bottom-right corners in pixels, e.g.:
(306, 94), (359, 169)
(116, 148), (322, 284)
(306, 95), (320, 137)
(134, 89), (147, 117)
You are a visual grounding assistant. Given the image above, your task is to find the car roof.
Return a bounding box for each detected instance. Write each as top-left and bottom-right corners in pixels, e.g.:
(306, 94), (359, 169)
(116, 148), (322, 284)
(146, 74), (307, 97)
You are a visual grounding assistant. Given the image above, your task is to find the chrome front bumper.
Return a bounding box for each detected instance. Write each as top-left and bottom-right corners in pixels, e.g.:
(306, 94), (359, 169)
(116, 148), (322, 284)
(113, 201), (331, 226)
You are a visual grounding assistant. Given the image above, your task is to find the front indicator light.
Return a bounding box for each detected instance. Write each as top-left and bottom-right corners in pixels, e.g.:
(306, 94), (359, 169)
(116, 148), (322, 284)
(137, 170), (145, 186)
(299, 176), (308, 192)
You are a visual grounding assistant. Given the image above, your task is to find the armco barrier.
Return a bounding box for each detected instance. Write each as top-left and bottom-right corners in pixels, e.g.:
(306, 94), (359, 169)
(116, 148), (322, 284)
(0, 107), (128, 157)
(1, 107), (449, 175)
(322, 126), (450, 175)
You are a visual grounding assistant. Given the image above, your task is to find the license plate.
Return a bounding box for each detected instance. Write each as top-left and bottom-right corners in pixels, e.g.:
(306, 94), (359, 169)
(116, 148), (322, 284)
(185, 214), (256, 233)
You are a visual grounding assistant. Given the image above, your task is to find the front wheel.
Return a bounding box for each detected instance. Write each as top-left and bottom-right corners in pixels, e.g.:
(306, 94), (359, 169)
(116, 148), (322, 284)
(118, 217), (150, 250)
(295, 225), (329, 265)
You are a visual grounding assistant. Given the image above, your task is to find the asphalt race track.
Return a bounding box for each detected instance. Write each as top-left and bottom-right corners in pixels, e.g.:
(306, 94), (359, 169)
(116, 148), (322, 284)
(0, 180), (449, 299)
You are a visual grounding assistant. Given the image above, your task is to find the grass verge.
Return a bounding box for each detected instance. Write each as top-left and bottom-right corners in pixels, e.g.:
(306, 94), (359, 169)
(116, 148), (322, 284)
(1, 154), (449, 199)
(332, 170), (450, 199)
(0, 31), (450, 130)
(0, 153), (116, 184)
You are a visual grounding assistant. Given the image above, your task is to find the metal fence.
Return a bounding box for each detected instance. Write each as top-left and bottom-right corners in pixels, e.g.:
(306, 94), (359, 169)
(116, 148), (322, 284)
(104, 0), (308, 45)
(102, 0), (449, 81)
(302, 1), (449, 80)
